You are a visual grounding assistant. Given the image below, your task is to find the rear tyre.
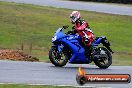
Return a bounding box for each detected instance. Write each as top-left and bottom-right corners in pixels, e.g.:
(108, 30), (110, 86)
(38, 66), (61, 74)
(94, 47), (112, 69)
(49, 46), (68, 67)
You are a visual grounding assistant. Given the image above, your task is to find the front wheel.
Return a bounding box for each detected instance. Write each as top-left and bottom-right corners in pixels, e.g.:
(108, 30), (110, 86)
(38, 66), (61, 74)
(93, 47), (112, 69)
(49, 46), (68, 67)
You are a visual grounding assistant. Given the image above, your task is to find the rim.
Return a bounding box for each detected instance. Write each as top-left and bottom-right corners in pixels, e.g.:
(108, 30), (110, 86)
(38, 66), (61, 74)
(52, 49), (66, 64)
(98, 49), (109, 65)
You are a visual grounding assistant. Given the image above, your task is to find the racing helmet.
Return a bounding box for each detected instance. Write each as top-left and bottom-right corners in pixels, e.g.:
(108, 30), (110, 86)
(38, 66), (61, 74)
(70, 11), (81, 24)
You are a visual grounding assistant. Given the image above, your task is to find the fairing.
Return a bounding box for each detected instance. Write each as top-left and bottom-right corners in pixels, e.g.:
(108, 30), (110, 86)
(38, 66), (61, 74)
(52, 28), (110, 64)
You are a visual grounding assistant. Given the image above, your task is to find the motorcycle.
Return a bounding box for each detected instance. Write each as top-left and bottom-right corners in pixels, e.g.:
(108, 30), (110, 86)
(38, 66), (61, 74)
(49, 26), (114, 69)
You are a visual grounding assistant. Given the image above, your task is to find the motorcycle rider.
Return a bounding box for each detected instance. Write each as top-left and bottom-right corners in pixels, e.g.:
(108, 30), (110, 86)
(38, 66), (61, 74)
(69, 11), (94, 56)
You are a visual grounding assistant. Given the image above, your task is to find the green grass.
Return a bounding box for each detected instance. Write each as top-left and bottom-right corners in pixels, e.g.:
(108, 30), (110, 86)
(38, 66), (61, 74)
(0, 84), (73, 88)
(0, 1), (132, 65)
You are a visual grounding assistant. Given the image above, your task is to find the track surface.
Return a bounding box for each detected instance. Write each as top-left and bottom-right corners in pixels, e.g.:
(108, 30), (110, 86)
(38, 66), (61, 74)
(0, 60), (131, 88)
(0, 0), (132, 16)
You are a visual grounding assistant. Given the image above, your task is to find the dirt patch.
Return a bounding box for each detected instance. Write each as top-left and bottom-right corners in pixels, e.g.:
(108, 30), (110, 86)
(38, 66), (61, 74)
(0, 49), (39, 62)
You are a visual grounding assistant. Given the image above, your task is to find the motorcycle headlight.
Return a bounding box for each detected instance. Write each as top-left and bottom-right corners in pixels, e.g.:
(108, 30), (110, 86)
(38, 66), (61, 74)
(52, 36), (57, 42)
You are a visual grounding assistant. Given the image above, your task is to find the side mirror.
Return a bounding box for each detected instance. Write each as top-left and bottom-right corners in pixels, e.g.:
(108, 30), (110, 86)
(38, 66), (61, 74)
(63, 25), (69, 29)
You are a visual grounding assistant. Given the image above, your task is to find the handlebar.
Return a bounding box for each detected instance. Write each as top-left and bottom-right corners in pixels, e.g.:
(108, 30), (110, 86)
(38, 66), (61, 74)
(63, 25), (69, 29)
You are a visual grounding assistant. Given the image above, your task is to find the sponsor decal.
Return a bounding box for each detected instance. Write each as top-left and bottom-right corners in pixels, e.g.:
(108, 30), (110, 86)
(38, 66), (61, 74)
(76, 67), (131, 85)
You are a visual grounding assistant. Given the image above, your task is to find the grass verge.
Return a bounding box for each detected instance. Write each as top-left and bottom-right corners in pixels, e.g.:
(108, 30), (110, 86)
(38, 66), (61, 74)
(0, 1), (132, 65)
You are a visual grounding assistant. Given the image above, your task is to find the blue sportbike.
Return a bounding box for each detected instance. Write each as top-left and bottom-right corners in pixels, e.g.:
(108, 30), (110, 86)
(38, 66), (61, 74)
(49, 26), (114, 69)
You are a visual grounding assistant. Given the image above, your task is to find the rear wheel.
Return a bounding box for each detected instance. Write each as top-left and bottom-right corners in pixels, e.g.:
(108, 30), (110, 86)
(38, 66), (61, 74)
(49, 46), (68, 67)
(93, 47), (112, 69)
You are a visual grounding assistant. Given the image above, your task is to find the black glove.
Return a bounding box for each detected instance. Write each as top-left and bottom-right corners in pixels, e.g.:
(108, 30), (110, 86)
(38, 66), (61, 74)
(66, 31), (73, 34)
(66, 30), (76, 35)
(63, 25), (69, 29)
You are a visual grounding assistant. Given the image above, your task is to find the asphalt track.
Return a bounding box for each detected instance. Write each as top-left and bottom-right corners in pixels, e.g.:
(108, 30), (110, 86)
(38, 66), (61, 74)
(0, 60), (131, 88)
(0, 0), (132, 16)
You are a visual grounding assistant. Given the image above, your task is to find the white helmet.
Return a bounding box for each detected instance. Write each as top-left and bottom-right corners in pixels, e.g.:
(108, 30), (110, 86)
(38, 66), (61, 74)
(70, 11), (81, 23)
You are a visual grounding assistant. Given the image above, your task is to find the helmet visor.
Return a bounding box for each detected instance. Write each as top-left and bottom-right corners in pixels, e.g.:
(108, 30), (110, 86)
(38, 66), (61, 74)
(70, 16), (77, 23)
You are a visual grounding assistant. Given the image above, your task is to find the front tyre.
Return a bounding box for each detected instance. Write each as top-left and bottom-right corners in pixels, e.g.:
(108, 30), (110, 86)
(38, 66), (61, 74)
(49, 46), (68, 67)
(94, 47), (112, 69)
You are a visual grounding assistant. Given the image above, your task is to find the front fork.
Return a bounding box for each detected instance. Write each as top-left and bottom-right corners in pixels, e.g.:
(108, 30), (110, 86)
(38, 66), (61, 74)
(52, 43), (64, 54)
